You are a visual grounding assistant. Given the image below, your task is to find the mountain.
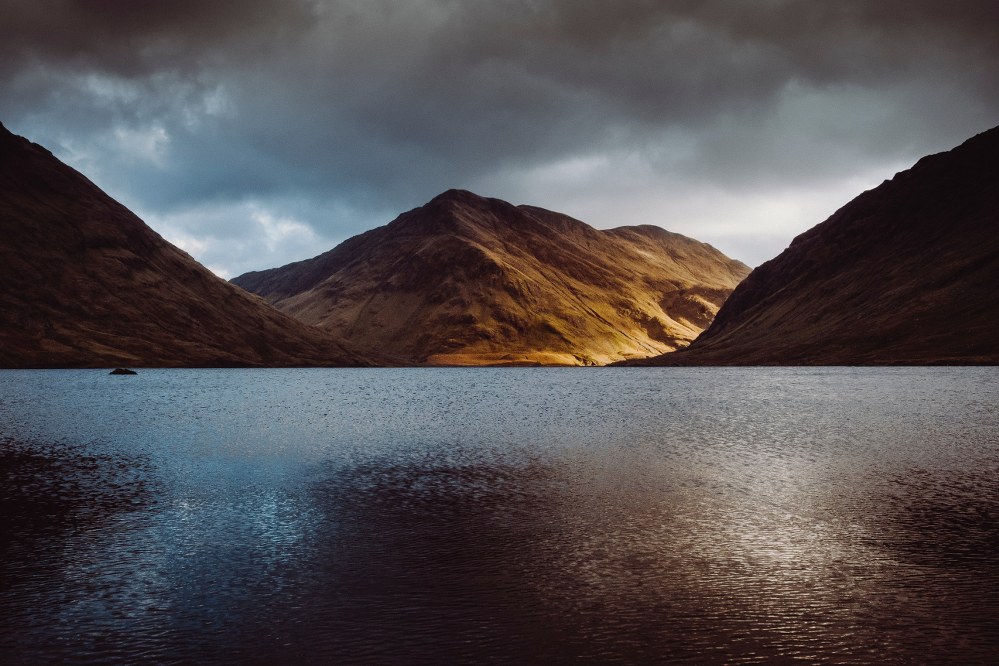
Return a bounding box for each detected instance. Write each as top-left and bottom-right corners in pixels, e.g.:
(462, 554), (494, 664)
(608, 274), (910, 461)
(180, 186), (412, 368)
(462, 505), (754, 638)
(0, 122), (376, 368)
(232, 189), (750, 365)
(625, 125), (999, 366)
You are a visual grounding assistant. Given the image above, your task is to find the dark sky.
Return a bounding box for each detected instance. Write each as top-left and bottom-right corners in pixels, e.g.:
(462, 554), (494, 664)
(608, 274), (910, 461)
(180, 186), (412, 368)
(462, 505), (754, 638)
(3, 0), (998, 276)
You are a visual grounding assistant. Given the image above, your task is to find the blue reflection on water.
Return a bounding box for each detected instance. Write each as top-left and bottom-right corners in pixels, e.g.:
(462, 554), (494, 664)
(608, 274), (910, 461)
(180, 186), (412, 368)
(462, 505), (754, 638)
(1, 367), (998, 664)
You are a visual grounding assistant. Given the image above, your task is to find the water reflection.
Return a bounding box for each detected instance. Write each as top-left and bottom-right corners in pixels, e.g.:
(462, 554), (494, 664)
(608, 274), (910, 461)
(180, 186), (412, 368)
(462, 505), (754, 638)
(0, 438), (162, 662)
(289, 447), (999, 663)
(1, 368), (998, 664)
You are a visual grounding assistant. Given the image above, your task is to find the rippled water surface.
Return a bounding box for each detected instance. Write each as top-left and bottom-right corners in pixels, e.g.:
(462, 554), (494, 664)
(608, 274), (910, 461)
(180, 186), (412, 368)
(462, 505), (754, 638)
(1, 367), (998, 664)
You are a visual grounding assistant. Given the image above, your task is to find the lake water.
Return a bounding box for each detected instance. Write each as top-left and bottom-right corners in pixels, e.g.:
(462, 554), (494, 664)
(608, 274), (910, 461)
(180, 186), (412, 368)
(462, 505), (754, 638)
(1, 367), (998, 664)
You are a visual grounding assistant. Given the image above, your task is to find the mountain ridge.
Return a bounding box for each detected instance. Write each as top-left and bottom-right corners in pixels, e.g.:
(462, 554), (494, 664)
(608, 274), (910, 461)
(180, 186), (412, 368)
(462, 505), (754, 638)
(233, 189), (750, 365)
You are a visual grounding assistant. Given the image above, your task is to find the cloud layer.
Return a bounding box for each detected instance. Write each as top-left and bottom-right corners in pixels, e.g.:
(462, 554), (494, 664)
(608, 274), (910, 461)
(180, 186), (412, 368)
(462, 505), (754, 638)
(3, 0), (998, 274)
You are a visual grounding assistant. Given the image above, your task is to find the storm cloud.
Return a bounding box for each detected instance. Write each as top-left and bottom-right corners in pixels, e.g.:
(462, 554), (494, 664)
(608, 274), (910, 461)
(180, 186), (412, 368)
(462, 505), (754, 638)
(3, 0), (998, 275)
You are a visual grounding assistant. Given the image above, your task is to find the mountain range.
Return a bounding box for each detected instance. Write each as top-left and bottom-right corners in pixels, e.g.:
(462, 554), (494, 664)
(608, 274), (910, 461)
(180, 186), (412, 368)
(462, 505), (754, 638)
(3, 119), (996, 368)
(624, 125), (999, 365)
(232, 189), (750, 365)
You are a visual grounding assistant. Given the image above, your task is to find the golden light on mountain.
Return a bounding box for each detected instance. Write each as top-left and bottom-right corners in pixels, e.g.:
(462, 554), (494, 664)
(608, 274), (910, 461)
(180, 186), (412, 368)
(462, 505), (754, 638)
(232, 190), (750, 366)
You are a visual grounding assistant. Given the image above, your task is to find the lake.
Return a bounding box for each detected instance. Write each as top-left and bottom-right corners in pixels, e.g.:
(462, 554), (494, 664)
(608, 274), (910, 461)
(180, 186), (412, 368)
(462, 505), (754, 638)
(1, 367), (998, 664)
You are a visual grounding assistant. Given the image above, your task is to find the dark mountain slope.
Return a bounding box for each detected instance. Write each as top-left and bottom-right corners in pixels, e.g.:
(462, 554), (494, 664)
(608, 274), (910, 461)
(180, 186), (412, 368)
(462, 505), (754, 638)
(626, 125), (999, 366)
(0, 122), (376, 367)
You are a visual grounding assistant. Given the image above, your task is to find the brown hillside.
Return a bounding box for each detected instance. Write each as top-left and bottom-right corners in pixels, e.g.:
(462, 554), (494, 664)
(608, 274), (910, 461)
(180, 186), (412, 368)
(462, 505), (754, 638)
(0, 122), (376, 368)
(233, 190), (750, 365)
(625, 125), (999, 366)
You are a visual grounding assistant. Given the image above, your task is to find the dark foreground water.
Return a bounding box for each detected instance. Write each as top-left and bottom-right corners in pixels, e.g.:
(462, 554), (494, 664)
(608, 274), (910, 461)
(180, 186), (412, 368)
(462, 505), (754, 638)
(1, 368), (998, 664)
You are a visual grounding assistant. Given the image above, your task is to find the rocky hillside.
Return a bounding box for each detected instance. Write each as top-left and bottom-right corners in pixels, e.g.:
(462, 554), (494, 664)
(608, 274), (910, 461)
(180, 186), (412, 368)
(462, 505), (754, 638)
(0, 122), (376, 368)
(625, 125), (999, 365)
(233, 190), (750, 365)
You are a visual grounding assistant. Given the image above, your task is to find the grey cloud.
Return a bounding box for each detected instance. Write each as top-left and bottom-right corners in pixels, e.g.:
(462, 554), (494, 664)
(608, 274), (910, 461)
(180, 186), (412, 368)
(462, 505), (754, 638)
(0, 0), (312, 77)
(2, 1), (997, 272)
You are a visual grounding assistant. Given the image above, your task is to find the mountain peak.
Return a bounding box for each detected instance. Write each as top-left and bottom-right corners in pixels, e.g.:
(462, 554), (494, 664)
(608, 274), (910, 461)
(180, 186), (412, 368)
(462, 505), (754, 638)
(422, 189), (517, 219)
(428, 188), (487, 205)
(386, 189), (528, 236)
(233, 190), (750, 365)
